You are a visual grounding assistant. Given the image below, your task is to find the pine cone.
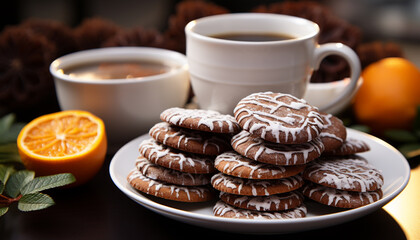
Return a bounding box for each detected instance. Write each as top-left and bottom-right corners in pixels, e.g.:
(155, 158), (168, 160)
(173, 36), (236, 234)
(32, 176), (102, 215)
(163, 0), (229, 53)
(102, 27), (165, 48)
(74, 17), (122, 50)
(0, 26), (59, 120)
(357, 41), (404, 69)
(20, 18), (78, 58)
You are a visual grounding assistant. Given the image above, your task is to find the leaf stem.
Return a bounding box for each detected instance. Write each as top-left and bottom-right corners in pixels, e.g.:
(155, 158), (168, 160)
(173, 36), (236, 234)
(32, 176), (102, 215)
(0, 194), (22, 205)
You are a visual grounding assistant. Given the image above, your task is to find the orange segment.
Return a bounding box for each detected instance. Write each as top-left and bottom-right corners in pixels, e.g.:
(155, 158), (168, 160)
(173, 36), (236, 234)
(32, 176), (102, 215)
(17, 110), (107, 186)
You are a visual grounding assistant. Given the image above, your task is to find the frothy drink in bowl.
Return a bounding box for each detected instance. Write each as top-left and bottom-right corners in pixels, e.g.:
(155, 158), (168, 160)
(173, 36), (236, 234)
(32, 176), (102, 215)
(185, 13), (361, 114)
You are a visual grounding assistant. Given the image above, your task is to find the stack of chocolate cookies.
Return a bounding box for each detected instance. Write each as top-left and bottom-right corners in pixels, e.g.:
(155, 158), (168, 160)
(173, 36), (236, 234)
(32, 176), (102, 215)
(126, 92), (385, 216)
(211, 92), (326, 219)
(302, 132), (384, 209)
(127, 107), (241, 202)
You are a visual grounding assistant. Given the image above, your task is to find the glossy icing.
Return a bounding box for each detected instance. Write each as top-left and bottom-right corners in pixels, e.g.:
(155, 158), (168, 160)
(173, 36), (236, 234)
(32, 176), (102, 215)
(135, 156), (210, 186)
(128, 168), (211, 201)
(231, 130), (324, 165)
(234, 92), (324, 143)
(139, 138), (215, 173)
(160, 107), (240, 133)
(213, 200), (307, 219)
(220, 191), (303, 211)
(304, 156), (384, 192)
(211, 172), (303, 196)
(149, 122), (229, 155)
(302, 183), (383, 208)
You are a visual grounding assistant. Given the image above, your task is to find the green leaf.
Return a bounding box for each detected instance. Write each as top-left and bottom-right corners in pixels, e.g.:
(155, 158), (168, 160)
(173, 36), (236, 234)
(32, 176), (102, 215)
(0, 143), (18, 154)
(0, 165), (15, 191)
(0, 114), (24, 144)
(4, 170), (35, 198)
(384, 129), (418, 143)
(0, 207), (9, 217)
(0, 153), (22, 164)
(20, 173), (76, 195)
(17, 192), (55, 211)
(0, 114), (15, 134)
(398, 143), (420, 159)
(0, 123), (25, 144)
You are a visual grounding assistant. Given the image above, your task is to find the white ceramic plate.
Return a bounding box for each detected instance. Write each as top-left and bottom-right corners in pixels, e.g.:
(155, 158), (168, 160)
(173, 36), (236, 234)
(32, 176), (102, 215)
(109, 129), (410, 234)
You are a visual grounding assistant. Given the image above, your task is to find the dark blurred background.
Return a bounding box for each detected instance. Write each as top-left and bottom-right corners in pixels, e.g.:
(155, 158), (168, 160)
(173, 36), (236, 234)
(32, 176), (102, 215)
(1, 0), (419, 41)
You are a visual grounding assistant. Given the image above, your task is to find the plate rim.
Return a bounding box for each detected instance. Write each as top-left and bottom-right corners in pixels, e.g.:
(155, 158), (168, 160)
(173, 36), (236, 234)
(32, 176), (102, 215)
(109, 128), (411, 230)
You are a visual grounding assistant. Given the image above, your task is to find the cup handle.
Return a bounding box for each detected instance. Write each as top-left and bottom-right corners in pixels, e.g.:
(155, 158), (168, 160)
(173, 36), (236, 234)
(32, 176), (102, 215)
(312, 43), (361, 113)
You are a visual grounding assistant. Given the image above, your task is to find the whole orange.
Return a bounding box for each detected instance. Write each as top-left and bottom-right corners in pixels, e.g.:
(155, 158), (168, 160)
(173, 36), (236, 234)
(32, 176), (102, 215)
(353, 57), (420, 135)
(17, 110), (107, 186)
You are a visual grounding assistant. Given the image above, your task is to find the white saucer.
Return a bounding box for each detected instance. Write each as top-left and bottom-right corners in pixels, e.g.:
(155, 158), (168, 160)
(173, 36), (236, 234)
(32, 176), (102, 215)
(109, 128), (410, 234)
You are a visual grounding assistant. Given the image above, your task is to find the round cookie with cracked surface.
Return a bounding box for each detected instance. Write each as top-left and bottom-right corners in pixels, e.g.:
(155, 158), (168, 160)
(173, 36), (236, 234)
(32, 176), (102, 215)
(160, 107), (241, 134)
(324, 137), (370, 155)
(231, 130), (324, 166)
(149, 122), (231, 155)
(234, 92), (324, 144)
(214, 151), (305, 179)
(127, 168), (215, 202)
(211, 172), (304, 196)
(139, 138), (216, 174)
(213, 200), (307, 219)
(135, 156), (211, 186)
(219, 191), (304, 211)
(302, 155), (384, 192)
(319, 113), (347, 152)
(302, 182), (383, 208)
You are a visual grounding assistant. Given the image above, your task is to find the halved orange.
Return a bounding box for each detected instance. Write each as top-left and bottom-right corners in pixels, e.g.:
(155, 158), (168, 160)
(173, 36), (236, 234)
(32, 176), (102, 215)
(17, 110), (107, 186)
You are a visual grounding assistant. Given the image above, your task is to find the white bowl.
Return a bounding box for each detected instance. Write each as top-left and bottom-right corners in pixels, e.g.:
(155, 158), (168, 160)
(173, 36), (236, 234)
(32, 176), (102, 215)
(303, 77), (363, 115)
(50, 47), (190, 150)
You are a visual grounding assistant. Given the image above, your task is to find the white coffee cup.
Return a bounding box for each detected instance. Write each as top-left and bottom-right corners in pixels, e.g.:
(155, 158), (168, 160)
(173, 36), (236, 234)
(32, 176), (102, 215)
(185, 13), (361, 114)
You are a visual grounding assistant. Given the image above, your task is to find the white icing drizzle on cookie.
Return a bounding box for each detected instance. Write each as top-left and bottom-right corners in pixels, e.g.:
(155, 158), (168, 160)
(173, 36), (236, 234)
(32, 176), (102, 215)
(319, 113), (345, 142)
(149, 122), (228, 155)
(211, 172), (303, 196)
(231, 130), (324, 165)
(304, 156), (384, 192)
(303, 183), (382, 208)
(161, 107), (240, 133)
(213, 200), (307, 219)
(135, 157), (210, 186)
(215, 151), (289, 178)
(328, 138), (370, 155)
(220, 191), (303, 211)
(128, 168), (210, 200)
(139, 138), (214, 173)
(234, 92), (324, 143)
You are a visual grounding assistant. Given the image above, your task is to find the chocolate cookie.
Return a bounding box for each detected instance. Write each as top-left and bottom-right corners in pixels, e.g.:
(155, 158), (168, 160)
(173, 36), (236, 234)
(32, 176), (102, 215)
(319, 113), (347, 152)
(234, 92), (324, 144)
(149, 122), (231, 155)
(231, 130), (324, 166)
(139, 138), (216, 174)
(302, 182), (383, 208)
(213, 200), (307, 219)
(127, 168), (215, 202)
(135, 156), (211, 186)
(160, 107), (241, 134)
(324, 137), (370, 155)
(302, 155), (384, 192)
(211, 172), (304, 196)
(214, 151), (305, 179)
(219, 191), (304, 211)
